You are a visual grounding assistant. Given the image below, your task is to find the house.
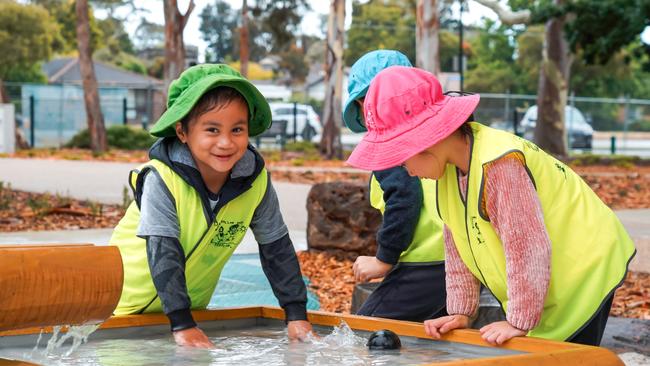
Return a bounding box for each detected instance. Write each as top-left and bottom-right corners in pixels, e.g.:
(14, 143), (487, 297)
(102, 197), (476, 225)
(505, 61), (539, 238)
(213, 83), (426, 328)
(19, 58), (165, 147)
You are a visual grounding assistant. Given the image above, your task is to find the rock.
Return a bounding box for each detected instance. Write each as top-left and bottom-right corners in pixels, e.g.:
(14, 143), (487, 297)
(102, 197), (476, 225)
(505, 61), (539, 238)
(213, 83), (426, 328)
(307, 182), (382, 259)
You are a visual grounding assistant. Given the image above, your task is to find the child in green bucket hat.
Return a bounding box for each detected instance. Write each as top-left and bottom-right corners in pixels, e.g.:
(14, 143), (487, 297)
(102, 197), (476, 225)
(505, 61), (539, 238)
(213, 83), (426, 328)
(111, 64), (313, 348)
(344, 50), (447, 322)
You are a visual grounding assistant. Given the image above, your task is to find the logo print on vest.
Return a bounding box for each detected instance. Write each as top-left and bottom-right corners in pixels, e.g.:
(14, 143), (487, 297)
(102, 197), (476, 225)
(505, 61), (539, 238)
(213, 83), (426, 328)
(470, 216), (485, 245)
(554, 162), (567, 180)
(210, 220), (246, 248)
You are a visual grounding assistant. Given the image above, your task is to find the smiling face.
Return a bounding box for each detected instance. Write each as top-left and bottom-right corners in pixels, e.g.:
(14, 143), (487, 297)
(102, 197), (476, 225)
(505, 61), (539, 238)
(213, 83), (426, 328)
(175, 94), (250, 188)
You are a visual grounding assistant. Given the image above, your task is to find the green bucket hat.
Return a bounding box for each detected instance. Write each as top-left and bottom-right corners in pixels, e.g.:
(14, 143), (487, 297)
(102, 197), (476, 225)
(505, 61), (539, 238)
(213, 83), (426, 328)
(150, 64), (272, 137)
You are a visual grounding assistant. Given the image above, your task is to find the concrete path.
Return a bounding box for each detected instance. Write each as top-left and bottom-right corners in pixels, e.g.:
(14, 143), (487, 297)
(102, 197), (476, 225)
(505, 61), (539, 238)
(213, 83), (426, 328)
(0, 157), (311, 231)
(0, 157), (648, 272)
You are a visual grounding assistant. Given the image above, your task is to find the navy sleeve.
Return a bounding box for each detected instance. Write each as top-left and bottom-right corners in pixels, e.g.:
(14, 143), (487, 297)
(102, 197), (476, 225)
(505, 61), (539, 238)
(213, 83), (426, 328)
(145, 235), (196, 332)
(258, 233), (308, 321)
(373, 166), (423, 265)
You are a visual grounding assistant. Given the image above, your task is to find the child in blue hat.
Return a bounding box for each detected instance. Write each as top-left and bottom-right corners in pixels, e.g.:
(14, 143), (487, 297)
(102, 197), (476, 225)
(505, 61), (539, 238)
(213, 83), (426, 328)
(344, 50), (447, 322)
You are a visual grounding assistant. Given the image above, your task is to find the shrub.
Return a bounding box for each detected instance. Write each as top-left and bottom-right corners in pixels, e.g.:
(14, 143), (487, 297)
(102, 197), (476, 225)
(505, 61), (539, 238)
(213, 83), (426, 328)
(66, 125), (157, 150)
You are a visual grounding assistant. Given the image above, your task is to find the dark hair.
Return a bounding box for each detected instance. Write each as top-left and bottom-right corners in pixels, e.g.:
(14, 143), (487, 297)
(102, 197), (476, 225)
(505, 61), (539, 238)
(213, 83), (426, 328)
(180, 86), (249, 133)
(443, 91), (475, 137)
(459, 121), (473, 137)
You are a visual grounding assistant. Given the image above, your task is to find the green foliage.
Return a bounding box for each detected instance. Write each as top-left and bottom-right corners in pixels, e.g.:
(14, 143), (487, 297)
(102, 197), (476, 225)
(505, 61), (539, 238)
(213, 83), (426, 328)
(200, 1), (237, 63)
(134, 17), (164, 50)
(629, 120), (650, 132)
(3, 63), (48, 83)
(33, 0), (104, 55)
(345, 0), (416, 66)
(252, 0), (311, 53)
(66, 125), (157, 150)
(278, 46), (309, 83)
(94, 48), (147, 75)
(0, 2), (58, 79)
(562, 0), (650, 65)
(284, 141), (318, 153)
(97, 16), (135, 55)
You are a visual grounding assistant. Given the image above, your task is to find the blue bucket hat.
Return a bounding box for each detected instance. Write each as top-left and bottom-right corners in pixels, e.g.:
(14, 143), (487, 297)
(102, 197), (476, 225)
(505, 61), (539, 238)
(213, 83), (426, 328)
(343, 50), (412, 132)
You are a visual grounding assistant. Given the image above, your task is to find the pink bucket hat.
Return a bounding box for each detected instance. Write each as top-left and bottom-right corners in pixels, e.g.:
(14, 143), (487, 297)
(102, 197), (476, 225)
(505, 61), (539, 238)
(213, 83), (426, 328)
(346, 66), (480, 171)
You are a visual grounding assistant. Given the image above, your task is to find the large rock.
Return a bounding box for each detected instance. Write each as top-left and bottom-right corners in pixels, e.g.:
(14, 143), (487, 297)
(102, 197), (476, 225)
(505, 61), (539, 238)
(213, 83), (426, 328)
(307, 182), (382, 259)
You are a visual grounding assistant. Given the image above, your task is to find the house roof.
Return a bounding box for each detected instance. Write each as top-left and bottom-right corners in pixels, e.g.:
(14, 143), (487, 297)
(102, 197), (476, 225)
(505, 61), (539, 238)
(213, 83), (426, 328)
(43, 58), (163, 88)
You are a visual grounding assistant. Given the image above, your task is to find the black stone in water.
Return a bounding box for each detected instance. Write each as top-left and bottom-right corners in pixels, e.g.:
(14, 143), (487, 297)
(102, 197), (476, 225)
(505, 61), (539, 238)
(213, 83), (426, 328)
(367, 329), (401, 350)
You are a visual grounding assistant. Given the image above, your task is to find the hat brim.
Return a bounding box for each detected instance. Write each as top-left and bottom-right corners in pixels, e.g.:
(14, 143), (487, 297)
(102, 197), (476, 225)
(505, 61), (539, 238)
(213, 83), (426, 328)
(150, 74), (272, 138)
(342, 86), (369, 133)
(346, 94), (480, 171)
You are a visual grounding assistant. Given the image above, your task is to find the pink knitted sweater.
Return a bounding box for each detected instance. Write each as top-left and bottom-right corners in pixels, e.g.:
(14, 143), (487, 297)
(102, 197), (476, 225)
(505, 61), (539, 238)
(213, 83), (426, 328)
(444, 155), (552, 331)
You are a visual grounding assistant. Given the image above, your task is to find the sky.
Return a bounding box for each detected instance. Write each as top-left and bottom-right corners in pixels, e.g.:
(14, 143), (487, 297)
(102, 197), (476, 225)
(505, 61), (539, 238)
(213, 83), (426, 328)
(100, 0), (650, 63)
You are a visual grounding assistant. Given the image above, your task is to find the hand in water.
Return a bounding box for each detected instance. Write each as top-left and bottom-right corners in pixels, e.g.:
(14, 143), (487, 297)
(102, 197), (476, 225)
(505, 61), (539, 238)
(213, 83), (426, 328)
(424, 315), (470, 339)
(353, 256), (393, 283)
(479, 321), (526, 345)
(173, 327), (217, 349)
(287, 320), (315, 341)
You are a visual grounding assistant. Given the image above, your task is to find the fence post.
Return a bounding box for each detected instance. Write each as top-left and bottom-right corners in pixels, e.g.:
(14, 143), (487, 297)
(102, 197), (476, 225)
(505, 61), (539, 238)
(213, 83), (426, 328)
(623, 95), (630, 150)
(292, 102), (298, 142)
(123, 97), (128, 125)
(29, 95), (35, 148)
(567, 91), (575, 152)
(610, 136), (617, 155)
(504, 89), (510, 129)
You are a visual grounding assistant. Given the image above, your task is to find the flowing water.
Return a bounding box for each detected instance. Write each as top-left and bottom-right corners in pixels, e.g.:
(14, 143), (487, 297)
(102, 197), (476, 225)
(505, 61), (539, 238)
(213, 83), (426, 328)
(0, 320), (521, 365)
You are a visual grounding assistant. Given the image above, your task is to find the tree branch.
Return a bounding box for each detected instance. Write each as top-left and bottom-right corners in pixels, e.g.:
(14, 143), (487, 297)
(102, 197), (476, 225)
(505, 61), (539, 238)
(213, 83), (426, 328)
(181, 0), (196, 30)
(471, 0), (531, 25)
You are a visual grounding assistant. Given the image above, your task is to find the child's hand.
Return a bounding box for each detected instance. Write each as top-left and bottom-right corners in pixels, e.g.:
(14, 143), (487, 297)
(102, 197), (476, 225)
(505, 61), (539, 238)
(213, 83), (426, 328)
(353, 256), (393, 283)
(173, 327), (216, 349)
(424, 315), (470, 339)
(479, 321), (527, 345)
(287, 320), (315, 341)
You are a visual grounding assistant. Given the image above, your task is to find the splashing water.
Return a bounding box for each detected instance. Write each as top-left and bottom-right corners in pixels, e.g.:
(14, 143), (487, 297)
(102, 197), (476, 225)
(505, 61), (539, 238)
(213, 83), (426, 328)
(35, 324), (100, 358)
(306, 321), (367, 348)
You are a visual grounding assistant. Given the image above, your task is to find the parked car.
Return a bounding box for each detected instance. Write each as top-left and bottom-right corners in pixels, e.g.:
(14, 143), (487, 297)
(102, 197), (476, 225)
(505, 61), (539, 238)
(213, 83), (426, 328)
(519, 105), (593, 149)
(269, 102), (322, 142)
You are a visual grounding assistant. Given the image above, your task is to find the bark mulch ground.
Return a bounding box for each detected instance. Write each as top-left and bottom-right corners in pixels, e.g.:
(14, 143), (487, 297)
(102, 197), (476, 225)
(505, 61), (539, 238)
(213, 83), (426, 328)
(0, 186), (125, 232)
(297, 250), (650, 321)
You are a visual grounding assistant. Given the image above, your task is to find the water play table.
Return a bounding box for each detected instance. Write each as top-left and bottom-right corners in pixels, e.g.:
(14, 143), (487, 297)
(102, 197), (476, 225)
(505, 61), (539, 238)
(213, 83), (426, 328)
(0, 306), (623, 365)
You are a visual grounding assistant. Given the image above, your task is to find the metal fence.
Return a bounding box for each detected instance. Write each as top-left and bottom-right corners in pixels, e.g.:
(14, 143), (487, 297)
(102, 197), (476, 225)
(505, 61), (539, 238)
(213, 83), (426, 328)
(473, 93), (650, 156)
(4, 82), (162, 148)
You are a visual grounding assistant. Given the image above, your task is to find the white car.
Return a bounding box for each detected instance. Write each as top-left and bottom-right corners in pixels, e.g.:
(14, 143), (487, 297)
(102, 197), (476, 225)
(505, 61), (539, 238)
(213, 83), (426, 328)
(269, 102), (322, 142)
(519, 105), (593, 149)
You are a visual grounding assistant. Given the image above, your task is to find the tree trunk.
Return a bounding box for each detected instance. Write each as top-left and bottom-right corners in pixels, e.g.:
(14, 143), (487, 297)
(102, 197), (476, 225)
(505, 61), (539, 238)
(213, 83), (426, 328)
(533, 0), (572, 157)
(163, 0), (195, 94)
(76, 0), (107, 153)
(240, 0), (249, 78)
(319, 0), (345, 160)
(0, 79), (8, 104)
(416, 0), (440, 74)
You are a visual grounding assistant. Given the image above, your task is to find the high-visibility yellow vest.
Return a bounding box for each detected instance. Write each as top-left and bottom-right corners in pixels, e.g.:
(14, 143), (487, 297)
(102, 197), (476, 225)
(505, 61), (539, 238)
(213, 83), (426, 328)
(437, 122), (635, 340)
(369, 175), (445, 263)
(112, 159), (268, 315)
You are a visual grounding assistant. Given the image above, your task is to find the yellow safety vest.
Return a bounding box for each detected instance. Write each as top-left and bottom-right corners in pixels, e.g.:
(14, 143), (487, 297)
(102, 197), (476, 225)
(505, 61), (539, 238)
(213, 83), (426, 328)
(111, 159), (268, 315)
(437, 122), (635, 341)
(369, 175), (445, 263)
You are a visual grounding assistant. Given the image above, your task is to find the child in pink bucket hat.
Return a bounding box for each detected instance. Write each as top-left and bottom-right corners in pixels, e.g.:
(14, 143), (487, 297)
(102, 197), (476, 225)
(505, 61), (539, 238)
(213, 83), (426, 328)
(347, 66), (635, 347)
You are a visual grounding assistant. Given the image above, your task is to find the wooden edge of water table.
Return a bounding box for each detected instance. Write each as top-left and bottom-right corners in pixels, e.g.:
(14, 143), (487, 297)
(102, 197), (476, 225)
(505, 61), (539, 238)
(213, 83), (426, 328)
(0, 360), (39, 366)
(0, 243), (94, 249)
(0, 307), (623, 366)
